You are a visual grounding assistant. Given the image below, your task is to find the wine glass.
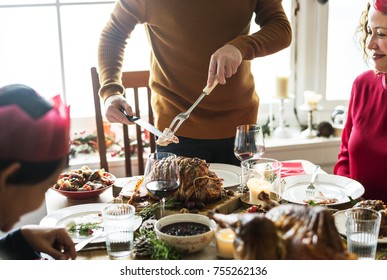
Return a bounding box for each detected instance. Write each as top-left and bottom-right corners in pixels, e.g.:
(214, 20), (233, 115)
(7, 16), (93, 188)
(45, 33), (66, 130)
(143, 152), (180, 218)
(234, 124), (265, 161)
(233, 124), (265, 192)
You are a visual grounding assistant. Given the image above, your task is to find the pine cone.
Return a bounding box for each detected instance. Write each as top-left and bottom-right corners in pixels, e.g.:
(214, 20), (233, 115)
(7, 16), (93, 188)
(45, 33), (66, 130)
(139, 219), (156, 232)
(133, 235), (153, 257)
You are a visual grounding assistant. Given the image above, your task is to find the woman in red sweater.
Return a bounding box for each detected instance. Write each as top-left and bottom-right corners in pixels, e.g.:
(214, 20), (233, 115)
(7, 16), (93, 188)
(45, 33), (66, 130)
(334, 0), (387, 203)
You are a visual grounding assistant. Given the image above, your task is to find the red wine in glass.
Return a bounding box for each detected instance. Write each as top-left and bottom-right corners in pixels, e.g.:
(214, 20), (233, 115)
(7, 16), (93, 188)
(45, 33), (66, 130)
(145, 181), (179, 199)
(234, 124), (265, 162)
(144, 152), (180, 217)
(234, 124), (265, 192)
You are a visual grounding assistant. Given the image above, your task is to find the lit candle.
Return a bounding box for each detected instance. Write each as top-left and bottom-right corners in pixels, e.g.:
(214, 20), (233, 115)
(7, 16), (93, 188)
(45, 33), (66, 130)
(275, 76), (289, 99)
(215, 228), (236, 259)
(247, 177), (271, 205)
(303, 90), (322, 109)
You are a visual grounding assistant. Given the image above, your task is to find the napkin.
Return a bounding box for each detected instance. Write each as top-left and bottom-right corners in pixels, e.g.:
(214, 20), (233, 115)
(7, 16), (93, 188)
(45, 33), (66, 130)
(280, 161), (306, 178)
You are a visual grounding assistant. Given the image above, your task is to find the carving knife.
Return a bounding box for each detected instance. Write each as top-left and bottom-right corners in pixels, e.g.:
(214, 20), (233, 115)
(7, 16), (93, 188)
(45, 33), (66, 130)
(119, 109), (162, 137)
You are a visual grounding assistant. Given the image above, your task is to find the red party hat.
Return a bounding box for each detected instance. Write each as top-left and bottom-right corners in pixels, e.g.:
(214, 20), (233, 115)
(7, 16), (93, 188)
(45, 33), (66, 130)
(0, 95), (70, 162)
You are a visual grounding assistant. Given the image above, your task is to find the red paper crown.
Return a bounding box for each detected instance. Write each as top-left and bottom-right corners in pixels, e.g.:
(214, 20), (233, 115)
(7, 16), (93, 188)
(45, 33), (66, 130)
(373, 0), (387, 13)
(0, 95), (70, 162)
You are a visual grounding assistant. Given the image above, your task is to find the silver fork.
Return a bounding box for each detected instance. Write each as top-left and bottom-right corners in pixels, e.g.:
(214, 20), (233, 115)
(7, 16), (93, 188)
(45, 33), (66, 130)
(306, 164), (320, 198)
(166, 80), (219, 137)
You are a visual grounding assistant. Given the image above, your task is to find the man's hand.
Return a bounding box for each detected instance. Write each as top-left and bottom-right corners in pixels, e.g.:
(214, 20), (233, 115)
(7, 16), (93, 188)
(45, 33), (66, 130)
(104, 94), (134, 125)
(207, 44), (242, 86)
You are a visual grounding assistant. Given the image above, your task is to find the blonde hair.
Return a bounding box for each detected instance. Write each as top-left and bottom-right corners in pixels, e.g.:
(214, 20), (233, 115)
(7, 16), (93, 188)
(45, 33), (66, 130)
(356, 2), (371, 64)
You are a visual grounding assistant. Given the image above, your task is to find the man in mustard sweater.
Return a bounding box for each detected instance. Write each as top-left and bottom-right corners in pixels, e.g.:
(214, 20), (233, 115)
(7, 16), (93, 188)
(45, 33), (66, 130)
(98, 0), (291, 165)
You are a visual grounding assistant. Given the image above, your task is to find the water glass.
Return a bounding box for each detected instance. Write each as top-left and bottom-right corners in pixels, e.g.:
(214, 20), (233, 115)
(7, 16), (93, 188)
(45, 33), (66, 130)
(241, 158), (282, 204)
(102, 204), (135, 260)
(345, 208), (381, 260)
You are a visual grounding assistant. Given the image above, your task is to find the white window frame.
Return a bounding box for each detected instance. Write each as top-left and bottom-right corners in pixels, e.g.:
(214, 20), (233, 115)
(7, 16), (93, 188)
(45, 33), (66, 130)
(277, 0), (362, 129)
(0, 0), (359, 131)
(292, 0), (364, 114)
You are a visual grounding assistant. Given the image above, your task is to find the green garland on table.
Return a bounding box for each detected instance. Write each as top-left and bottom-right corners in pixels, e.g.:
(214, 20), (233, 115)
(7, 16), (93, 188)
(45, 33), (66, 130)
(136, 229), (183, 260)
(138, 197), (182, 220)
(134, 197), (184, 259)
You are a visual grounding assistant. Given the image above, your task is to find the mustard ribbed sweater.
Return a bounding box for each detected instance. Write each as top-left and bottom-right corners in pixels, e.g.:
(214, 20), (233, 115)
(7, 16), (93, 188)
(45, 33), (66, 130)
(98, 0), (291, 139)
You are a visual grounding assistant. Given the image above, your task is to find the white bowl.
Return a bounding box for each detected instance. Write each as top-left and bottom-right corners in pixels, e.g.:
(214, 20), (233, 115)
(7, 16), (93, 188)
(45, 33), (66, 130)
(154, 213), (216, 253)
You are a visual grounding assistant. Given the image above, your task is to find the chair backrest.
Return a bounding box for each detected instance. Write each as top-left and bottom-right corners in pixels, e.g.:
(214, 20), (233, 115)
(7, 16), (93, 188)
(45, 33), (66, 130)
(91, 67), (156, 177)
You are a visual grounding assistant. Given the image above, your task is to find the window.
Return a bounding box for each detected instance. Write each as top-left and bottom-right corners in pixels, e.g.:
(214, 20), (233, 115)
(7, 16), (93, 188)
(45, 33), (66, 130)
(325, 0), (369, 101)
(251, 0), (292, 103)
(0, 0), (292, 120)
(294, 0), (369, 107)
(0, 0), (55, 4)
(1, 0), (366, 129)
(282, 0), (371, 130)
(0, 4), (62, 100)
(0, 0), (118, 118)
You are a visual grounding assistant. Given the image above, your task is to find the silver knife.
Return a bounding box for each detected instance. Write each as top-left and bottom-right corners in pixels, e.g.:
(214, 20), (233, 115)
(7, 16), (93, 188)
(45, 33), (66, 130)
(119, 109), (162, 137)
(75, 231), (105, 252)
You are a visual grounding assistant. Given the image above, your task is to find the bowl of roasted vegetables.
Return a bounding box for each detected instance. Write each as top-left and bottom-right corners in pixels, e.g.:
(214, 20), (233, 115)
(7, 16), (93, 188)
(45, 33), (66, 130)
(52, 166), (116, 199)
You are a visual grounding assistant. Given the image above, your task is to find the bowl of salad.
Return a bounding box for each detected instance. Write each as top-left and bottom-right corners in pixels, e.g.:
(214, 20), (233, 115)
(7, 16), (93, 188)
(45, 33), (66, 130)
(52, 165), (116, 199)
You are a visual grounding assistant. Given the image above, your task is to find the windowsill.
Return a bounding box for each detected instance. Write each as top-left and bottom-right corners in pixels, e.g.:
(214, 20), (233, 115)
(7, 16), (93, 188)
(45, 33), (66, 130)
(69, 153), (124, 168)
(262, 128), (341, 174)
(265, 130), (341, 149)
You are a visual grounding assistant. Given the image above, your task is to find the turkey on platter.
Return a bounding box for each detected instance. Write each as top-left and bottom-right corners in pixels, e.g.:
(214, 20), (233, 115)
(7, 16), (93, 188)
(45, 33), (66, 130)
(209, 204), (356, 260)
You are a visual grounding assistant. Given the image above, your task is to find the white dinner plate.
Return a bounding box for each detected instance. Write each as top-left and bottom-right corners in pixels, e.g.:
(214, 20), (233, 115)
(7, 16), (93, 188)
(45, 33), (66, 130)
(209, 163), (241, 189)
(282, 174), (364, 206)
(333, 210), (387, 244)
(40, 203), (142, 244)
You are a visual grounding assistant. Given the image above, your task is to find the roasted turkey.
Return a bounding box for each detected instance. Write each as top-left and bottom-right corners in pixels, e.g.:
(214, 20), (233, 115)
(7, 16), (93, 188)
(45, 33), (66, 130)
(146, 156), (223, 203)
(209, 203), (356, 260)
(173, 156), (223, 203)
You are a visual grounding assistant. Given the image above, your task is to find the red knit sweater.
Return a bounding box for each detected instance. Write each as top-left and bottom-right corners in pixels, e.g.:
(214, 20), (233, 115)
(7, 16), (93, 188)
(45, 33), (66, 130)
(334, 70), (387, 203)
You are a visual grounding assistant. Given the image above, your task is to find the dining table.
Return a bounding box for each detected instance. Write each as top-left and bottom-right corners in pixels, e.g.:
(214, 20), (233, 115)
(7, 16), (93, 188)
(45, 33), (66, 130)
(44, 174), (219, 260)
(43, 160), (386, 260)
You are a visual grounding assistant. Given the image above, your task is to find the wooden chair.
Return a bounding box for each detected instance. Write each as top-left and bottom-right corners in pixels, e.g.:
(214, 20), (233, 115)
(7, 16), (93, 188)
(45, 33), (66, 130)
(91, 67), (156, 177)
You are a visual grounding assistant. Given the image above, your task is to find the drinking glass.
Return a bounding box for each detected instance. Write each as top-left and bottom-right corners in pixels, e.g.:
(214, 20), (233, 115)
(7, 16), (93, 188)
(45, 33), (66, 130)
(234, 124), (265, 192)
(241, 158), (282, 204)
(345, 208), (381, 260)
(102, 204), (135, 260)
(144, 152), (180, 218)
